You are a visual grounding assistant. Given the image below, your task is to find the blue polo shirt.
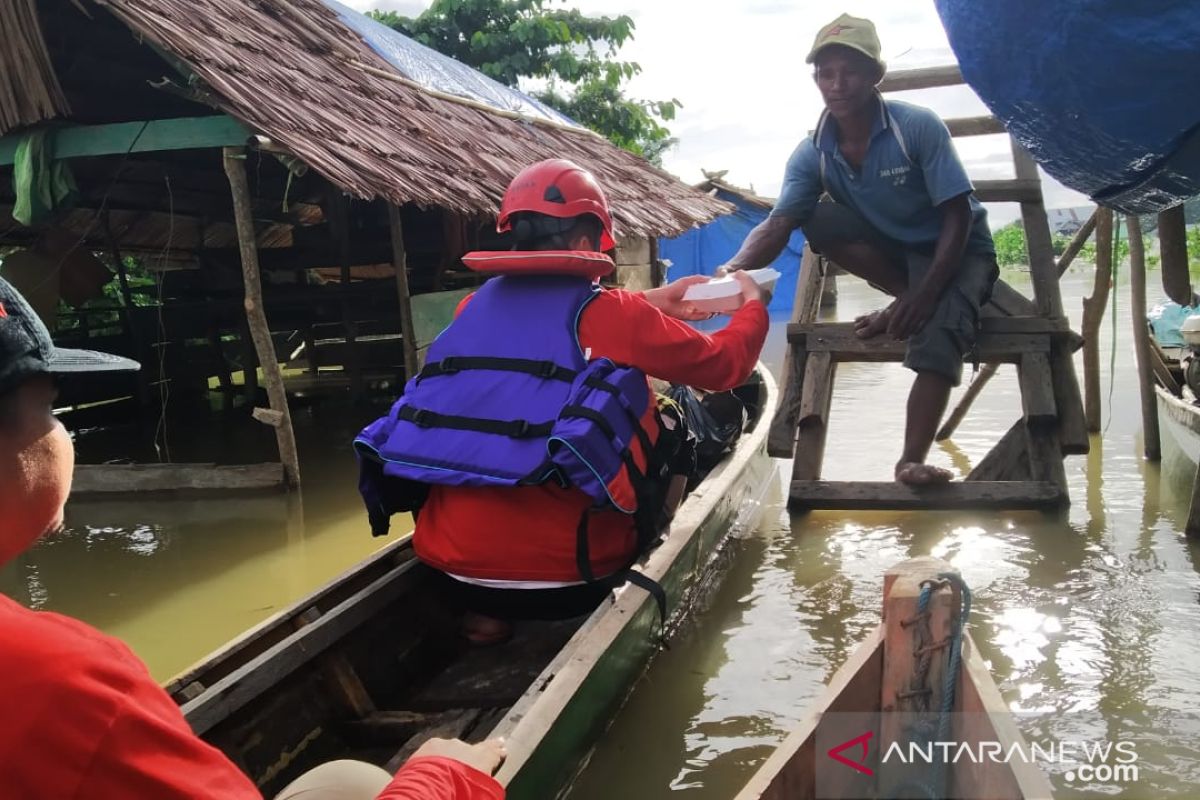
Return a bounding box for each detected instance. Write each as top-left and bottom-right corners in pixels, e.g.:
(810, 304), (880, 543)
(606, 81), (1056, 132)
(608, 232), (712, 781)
(771, 96), (994, 254)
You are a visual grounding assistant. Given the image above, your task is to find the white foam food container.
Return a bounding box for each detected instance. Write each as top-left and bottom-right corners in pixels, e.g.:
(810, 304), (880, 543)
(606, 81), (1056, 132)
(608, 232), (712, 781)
(681, 267), (781, 314)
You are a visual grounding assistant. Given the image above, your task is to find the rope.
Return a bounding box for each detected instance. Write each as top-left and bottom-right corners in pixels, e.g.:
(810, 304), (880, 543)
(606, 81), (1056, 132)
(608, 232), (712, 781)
(1104, 219), (1122, 435)
(883, 572), (973, 800)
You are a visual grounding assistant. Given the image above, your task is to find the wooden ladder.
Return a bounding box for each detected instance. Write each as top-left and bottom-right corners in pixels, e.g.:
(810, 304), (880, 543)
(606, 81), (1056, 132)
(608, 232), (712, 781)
(769, 65), (1087, 512)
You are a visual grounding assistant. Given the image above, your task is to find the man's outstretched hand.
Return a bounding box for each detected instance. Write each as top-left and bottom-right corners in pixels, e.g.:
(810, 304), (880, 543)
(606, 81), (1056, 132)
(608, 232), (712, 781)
(411, 737), (507, 776)
(887, 287), (937, 340)
(643, 274), (713, 321)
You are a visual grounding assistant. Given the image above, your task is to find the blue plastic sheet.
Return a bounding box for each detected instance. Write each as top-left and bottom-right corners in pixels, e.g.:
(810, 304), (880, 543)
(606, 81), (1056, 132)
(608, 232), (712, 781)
(935, 0), (1200, 213)
(659, 191), (803, 317)
(323, 0), (579, 128)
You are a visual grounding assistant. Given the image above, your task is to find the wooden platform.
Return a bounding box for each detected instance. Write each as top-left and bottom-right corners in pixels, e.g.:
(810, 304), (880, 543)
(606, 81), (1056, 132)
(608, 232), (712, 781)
(72, 462), (285, 496)
(789, 480), (1065, 511)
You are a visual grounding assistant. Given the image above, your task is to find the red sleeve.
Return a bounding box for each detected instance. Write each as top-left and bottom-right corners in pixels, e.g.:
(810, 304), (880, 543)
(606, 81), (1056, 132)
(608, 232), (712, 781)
(579, 290), (769, 391)
(376, 756), (504, 800)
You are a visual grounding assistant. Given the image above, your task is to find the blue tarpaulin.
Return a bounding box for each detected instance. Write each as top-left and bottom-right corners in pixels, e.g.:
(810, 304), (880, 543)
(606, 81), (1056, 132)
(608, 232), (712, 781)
(659, 189), (803, 318)
(935, 0), (1200, 213)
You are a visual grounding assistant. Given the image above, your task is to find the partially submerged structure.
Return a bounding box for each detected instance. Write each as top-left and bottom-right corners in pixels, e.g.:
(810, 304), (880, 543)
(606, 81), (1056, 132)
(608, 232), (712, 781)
(0, 0), (729, 487)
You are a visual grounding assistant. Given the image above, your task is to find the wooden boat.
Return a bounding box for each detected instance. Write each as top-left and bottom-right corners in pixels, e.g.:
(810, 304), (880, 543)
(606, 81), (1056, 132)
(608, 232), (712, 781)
(737, 557), (1055, 800)
(164, 367), (778, 799)
(1156, 383), (1200, 474)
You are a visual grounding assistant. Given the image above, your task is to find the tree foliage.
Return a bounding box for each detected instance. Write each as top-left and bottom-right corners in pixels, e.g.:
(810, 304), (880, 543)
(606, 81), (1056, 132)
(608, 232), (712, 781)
(369, 0), (679, 163)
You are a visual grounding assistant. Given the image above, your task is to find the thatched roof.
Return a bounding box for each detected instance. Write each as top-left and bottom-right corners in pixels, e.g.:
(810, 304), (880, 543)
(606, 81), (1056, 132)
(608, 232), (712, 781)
(696, 169), (775, 211)
(78, 0), (730, 239)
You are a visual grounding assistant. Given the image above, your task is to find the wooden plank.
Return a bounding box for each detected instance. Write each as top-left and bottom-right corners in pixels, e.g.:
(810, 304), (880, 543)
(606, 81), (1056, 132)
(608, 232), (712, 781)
(1128, 215), (1161, 461)
(979, 316), (1069, 335)
(1082, 209), (1114, 432)
(385, 708), (486, 773)
(878, 64), (963, 92)
(1158, 204), (1193, 306)
(966, 421), (1033, 482)
(880, 559), (958, 797)
(944, 115), (1006, 137)
(1012, 144), (1063, 318)
(974, 179), (1042, 204)
(986, 280), (1039, 318)
(1148, 338), (1183, 396)
(182, 561), (417, 735)
(0, 116), (252, 165)
(72, 463), (284, 495)
(769, 246), (825, 458)
(294, 608), (376, 718)
(789, 322), (1049, 362)
(792, 352), (835, 482)
(1056, 210), (1098, 276)
(1018, 352), (1057, 427)
(954, 633), (1056, 799)
(789, 480), (1064, 510)
(224, 147), (301, 488)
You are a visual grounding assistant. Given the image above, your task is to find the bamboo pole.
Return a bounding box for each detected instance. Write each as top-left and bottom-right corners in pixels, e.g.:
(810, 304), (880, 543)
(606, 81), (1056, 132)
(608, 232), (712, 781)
(935, 363), (1000, 441)
(1127, 215), (1160, 461)
(223, 147), (301, 488)
(1159, 204), (1193, 307)
(1082, 209), (1114, 432)
(388, 203), (420, 380)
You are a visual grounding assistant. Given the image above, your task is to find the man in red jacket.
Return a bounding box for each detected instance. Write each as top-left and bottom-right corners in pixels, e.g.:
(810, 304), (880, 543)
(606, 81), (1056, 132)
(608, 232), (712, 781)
(0, 275), (504, 799)
(398, 160), (770, 643)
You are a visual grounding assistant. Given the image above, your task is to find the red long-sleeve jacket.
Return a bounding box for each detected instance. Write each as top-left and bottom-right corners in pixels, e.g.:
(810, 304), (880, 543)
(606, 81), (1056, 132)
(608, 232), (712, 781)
(413, 289), (769, 582)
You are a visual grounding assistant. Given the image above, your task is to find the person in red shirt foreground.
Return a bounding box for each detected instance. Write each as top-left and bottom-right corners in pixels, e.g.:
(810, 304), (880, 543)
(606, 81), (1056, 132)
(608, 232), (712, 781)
(355, 160), (770, 644)
(0, 274), (505, 799)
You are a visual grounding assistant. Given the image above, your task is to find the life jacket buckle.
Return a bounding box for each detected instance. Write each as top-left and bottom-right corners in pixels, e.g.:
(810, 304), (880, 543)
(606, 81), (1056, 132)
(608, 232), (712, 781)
(439, 357), (460, 374)
(411, 409), (432, 427)
(537, 360), (558, 378)
(512, 420), (530, 437)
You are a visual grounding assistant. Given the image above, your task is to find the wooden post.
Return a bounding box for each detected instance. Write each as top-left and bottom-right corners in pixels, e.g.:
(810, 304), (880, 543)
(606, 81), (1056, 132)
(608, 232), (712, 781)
(223, 147), (302, 488)
(1055, 210), (1098, 276)
(649, 238), (665, 289)
(327, 190), (363, 399)
(880, 557), (960, 798)
(767, 246), (825, 457)
(792, 351), (836, 482)
(388, 203), (420, 381)
(1012, 144), (1063, 318)
(1159, 204), (1193, 307)
(1127, 214), (1161, 461)
(1082, 208), (1114, 432)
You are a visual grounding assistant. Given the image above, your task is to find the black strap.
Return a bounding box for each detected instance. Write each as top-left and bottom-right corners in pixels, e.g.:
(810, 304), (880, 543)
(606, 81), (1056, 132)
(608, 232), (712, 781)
(583, 375), (621, 395)
(575, 510), (596, 583)
(561, 404), (618, 441)
(623, 569), (670, 647)
(419, 356), (577, 383)
(399, 405), (552, 439)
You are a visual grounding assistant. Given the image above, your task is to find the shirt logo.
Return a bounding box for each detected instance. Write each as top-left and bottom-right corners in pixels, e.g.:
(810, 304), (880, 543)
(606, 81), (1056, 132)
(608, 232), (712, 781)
(879, 165), (911, 186)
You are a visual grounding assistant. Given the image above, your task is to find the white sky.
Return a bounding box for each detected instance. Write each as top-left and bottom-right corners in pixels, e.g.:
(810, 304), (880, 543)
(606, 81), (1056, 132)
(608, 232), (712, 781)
(344, 0), (1092, 227)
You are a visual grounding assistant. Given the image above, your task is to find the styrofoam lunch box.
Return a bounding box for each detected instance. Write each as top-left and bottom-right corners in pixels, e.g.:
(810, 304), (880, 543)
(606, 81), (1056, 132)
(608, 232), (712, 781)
(681, 267), (781, 314)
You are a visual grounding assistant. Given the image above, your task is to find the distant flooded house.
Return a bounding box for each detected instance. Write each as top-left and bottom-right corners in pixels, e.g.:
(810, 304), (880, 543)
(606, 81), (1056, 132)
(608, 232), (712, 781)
(0, 0), (730, 486)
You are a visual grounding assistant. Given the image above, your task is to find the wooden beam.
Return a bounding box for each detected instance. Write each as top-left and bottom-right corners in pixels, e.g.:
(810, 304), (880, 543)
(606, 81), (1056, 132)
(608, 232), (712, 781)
(792, 351), (836, 483)
(973, 179), (1043, 204)
(936, 363), (1000, 441)
(182, 560), (417, 734)
(1128, 214), (1161, 461)
(388, 203), (421, 381)
(878, 65), (963, 92)
(966, 421), (1033, 482)
(224, 147), (302, 488)
(1018, 352), (1057, 427)
(0, 116), (252, 165)
(768, 246), (825, 458)
(294, 608), (376, 718)
(1056, 210), (1098, 276)
(1158, 204), (1193, 306)
(72, 463), (284, 495)
(789, 322), (1049, 362)
(788, 480), (1065, 510)
(944, 115), (1006, 137)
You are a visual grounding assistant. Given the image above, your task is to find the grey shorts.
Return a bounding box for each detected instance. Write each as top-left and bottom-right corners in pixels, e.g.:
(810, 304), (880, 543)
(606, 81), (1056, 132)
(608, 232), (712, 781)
(802, 202), (998, 386)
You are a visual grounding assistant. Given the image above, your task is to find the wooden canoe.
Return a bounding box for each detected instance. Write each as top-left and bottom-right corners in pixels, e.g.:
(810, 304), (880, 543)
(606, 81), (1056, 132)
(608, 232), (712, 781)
(737, 557), (1055, 800)
(165, 366), (778, 799)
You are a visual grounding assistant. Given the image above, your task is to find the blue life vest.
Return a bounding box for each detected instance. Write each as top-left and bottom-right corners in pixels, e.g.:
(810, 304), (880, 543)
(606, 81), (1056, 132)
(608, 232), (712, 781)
(354, 274), (655, 543)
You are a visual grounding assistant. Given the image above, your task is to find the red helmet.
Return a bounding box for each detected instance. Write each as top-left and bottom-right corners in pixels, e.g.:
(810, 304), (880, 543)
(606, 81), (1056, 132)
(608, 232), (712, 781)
(497, 159), (616, 251)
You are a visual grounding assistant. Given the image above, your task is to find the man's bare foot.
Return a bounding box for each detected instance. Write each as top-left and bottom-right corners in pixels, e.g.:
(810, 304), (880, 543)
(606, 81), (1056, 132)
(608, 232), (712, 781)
(854, 305), (893, 339)
(895, 462), (953, 485)
(462, 612), (513, 646)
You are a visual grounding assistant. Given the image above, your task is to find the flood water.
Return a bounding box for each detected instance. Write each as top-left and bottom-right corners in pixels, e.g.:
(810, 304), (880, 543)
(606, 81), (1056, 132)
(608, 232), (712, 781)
(4, 268), (1200, 799)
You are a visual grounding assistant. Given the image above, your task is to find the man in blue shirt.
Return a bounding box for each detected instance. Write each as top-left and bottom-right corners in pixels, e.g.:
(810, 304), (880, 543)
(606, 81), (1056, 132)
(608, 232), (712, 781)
(722, 13), (998, 485)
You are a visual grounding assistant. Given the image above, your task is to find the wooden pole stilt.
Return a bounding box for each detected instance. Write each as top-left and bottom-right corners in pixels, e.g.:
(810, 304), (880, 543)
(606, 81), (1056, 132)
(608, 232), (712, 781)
(388, 203), (420, 380)
(1127, 214), (1160, 461)
(936, 363), (1000, 441)
(223, 146), (301, 488)
(1082, 208), (1114, 432)
(767, 246), (825, 458)
(1055, 209), (1098, 276)
(1158, 204), (1193, 307)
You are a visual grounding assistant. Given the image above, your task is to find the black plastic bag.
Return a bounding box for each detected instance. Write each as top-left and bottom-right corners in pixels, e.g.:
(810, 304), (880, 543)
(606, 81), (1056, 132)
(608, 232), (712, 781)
(667, 384), (746, 475)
